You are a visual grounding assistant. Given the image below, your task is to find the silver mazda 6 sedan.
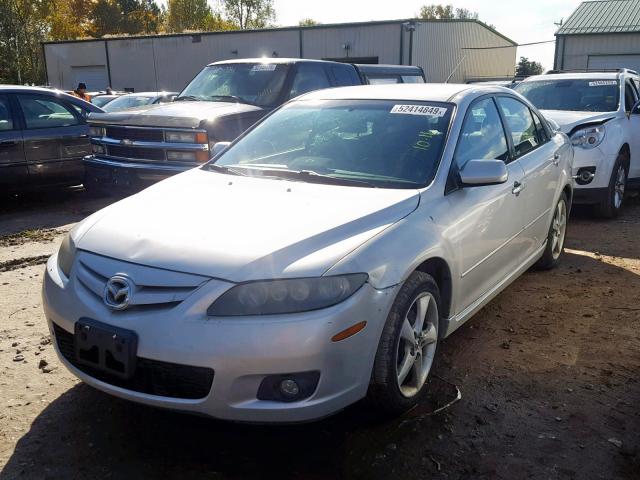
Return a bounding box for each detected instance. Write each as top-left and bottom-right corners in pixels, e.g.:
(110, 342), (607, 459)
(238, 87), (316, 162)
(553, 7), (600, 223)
(43, 84), (573, 422)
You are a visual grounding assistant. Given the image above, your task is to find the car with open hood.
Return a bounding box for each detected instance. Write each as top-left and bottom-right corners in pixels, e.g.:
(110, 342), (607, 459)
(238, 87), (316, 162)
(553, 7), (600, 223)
(43, 83), (573, 422)
(515, 69), (640, 217)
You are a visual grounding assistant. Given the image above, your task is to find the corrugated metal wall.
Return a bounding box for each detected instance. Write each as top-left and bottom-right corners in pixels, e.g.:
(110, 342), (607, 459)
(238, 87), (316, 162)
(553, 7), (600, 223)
(555, 33), (640, 70)
(44, 21), (517, 91)
(412, 22), (516, 83)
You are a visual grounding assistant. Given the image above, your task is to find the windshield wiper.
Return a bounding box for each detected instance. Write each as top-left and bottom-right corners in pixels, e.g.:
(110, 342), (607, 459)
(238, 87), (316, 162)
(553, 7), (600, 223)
(207, 95), (255, 105)
(230, 167), (377, 188)
(174, 95), (200, 102)
(203, 163), (250, 176)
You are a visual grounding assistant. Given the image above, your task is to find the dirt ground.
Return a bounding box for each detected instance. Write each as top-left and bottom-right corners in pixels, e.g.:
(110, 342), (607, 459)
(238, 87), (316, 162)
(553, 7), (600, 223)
(0, 189), (638, 480)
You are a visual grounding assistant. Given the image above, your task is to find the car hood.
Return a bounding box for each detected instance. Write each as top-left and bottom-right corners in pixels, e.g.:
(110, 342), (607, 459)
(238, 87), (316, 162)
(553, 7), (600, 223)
(75, 169), (420, 282)
(540, 109), (617, 134)
(88, 101), (265, 129)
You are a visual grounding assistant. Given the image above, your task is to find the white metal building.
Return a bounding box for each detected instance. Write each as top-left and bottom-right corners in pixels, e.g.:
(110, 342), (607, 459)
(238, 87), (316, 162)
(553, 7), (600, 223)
(555, 0), (640, 71)
(43, 18), (517, 92)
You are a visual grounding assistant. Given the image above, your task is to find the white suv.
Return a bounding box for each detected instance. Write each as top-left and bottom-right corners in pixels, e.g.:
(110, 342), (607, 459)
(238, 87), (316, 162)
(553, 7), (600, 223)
(516, 69), (640, 217)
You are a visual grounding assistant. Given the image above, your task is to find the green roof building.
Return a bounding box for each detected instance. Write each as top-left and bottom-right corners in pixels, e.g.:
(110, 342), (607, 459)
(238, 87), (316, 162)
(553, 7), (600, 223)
(555, 0), (640, 71)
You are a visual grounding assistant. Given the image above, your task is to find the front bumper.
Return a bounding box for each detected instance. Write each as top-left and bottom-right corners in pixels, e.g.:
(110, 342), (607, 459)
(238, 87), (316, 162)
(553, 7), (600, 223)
(84, 155), (196, 191)
(571, 147), (617, 202)
(42, 254), (397, 423)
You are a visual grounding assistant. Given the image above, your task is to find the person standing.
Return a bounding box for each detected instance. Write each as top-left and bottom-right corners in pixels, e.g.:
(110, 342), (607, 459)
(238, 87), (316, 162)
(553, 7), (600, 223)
(73, 82), (91, 102)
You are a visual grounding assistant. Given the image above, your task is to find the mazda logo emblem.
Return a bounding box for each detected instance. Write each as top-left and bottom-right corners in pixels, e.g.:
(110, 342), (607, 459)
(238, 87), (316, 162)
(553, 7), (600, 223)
(104, 275), (133, 311)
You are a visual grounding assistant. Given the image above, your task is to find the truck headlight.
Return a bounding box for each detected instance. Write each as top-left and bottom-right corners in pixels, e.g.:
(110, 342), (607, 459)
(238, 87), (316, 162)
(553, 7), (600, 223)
(89, 126), (105, 137)
(207, 274), (368, 316)
(57, 232), (77, 277)
(571, 125), (605, 149)
(166, 150), (210, 162)
(165, 131), (208, 143)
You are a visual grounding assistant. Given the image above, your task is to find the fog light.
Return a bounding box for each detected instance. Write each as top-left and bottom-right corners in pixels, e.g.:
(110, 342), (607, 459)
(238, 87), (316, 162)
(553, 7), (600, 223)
(279, 379), (300, 398)
(575, 167), (596, 185)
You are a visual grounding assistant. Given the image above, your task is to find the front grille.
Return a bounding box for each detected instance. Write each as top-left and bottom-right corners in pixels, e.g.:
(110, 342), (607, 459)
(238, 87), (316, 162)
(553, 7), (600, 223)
(53, 323), (214, 400)
(107, 145), (165, 161)
(106, 126), (164, 142)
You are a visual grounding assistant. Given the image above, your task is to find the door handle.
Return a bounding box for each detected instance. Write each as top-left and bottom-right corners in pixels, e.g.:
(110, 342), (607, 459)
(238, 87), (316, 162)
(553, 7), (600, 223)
(552, 152), (561, 166)
(512, 181), (524, 196)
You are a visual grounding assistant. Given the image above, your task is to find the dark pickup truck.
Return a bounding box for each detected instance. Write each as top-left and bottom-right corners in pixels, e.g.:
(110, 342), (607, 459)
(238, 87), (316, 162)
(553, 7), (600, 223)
(85, 58), (424, 191)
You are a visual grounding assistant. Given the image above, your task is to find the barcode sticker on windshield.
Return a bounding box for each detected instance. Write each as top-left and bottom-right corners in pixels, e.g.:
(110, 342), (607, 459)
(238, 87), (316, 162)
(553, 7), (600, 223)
(390, 105), (447, 117)
(251, 64), (277, 72)
(589, 80), (617, 86)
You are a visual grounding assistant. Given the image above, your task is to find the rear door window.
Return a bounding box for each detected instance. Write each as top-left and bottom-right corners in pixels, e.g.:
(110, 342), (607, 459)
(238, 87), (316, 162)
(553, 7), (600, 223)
(0, 96), (15, 131)
(497, 97), (541, 158)
(288, 64), (332, 99)
(17, 95), (80, 129)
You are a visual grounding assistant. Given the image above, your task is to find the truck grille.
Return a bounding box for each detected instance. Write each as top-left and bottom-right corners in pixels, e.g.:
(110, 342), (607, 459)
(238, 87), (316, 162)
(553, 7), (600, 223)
(107, 145), (165, 161)
(106, 126), (164, 142)
(53, 323), (214, 400)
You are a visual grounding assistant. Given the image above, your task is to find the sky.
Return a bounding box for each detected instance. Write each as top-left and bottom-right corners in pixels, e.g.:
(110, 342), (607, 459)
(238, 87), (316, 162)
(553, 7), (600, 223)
(266, 0), (586, 70)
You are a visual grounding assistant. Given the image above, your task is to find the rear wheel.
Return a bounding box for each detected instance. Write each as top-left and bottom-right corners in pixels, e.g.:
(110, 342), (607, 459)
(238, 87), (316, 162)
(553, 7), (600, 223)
(535, 192), (568, 270)
(368, 271), (440, 415)
(595, 154), (628, 218)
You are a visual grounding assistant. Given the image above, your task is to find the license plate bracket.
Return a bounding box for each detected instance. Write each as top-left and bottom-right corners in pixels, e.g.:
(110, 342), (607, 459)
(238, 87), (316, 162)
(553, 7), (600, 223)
(74, 318), (138, 380)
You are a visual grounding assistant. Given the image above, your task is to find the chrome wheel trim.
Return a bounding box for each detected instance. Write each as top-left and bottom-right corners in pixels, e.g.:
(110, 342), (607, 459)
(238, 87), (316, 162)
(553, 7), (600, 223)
(395, 292), (438, 398)
(613, 165), (626, 210)
(551, 199), (567, 261)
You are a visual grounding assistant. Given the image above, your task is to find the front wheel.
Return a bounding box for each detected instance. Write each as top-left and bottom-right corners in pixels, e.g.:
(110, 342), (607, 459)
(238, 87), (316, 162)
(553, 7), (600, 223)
(368, 271), (440, 416)
(595, 156), (628, 218)
(535, 192), (568, 270)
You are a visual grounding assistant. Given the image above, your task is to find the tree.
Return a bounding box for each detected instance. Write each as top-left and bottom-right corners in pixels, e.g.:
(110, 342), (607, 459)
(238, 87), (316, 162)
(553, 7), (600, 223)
(90, 0), (163, 37)
(299, 18), (319, 26)
(418, 4), (479, 20)
(46, 0), (90, 41)
(516, 56), (544, 76)
(223, 0), (276, 29)
(166, 0), (235, 32)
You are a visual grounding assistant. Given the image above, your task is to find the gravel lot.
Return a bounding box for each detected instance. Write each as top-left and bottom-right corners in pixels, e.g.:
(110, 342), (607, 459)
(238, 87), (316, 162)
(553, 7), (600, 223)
(0, 189), (639, 480)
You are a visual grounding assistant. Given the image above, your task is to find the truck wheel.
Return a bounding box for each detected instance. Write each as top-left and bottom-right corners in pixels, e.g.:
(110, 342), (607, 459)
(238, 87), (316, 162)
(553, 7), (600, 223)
(595, 154), (628, 218)
(535, 192), (568, 270)
(368, 271), (440, 416)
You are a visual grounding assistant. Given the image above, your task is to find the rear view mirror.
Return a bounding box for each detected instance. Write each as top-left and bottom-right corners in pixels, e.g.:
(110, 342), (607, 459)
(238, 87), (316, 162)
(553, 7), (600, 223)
(212, 141), (231, 157)
(459, 159), (508, 187)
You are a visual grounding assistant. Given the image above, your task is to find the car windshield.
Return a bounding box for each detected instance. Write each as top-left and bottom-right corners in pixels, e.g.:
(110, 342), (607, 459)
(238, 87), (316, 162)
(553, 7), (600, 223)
(208, 99), (453, 189)
(177, 63), (289, 107)
(103, 95), (155, 112)
(515, 79), (620, 112)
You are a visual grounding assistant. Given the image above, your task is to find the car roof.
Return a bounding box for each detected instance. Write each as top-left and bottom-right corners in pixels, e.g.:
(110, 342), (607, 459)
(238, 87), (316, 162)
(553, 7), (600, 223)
(299, 83), (511, 103)
(208, 57), (348, 67)
(522, 72), (621, 82)
(0, 84), (103, 112)
(119, 91), (177, 97)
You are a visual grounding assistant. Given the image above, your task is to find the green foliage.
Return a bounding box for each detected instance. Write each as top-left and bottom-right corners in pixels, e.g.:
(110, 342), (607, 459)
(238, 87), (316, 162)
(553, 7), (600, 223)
(299, 18), (319, 26)
(166, 0), (236, 32)
(418, 4), (479, 20)
(223, 0), (276, 29)
(516, 56), (544, 76)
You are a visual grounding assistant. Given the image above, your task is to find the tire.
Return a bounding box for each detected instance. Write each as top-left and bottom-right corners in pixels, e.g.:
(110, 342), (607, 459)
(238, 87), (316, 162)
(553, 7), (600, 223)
(535, 192), (569, 270)
(595, 154), (628, 219)
(368, 271), (441, 416)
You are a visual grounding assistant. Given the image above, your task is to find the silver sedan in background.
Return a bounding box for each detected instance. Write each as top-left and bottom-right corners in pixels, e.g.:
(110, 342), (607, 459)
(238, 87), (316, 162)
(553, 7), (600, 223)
(43, 84), (573, 422)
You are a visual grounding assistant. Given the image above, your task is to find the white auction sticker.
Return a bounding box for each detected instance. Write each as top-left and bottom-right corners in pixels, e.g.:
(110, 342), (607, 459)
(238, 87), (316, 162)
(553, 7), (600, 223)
(251, 64), (277, 72)
(588, 80), (617, 87)
(390, 104), (448, 117)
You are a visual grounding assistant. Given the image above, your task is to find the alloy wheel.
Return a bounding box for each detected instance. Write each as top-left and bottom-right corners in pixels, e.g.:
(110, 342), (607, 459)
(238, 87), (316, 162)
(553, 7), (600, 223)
(551, 199), (567, 260)
(395, 292), (438, 398)
(613, 165), (627, 209)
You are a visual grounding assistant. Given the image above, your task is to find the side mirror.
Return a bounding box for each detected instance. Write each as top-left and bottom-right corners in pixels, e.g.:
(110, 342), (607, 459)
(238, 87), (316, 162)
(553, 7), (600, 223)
(459, 159), (508, 187)
(212, 141), (231, 157)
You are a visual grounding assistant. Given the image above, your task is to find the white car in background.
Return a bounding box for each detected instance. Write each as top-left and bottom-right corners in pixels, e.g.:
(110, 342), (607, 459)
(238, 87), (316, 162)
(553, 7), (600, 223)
(515, 69), (640, 217)
(43, 84), (573, 423)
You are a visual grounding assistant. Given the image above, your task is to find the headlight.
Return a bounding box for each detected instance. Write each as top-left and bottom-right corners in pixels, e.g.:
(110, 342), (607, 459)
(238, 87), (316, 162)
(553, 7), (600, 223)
(89, 126), (105, 137)
(571, 125), (605, 149)
(207, 274), (368, 316)
(57, 232), (77, 277)
(165, 131), (208, 143)
(166, 150), (210, 162)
